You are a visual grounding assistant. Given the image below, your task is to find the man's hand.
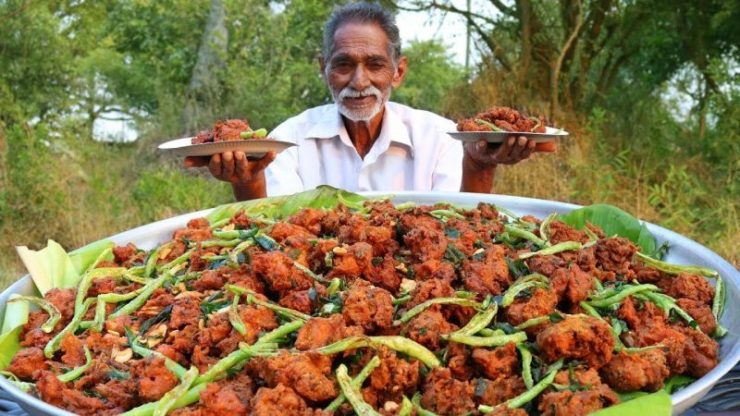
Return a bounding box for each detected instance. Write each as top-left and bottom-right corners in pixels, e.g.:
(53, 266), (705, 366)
(460, 135), (541, 194)
(463, 136), (537, 170)
(184, 151), (276, 201)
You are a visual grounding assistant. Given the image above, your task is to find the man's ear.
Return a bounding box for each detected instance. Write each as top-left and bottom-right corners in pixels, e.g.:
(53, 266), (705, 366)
(392, 56), (408, 88)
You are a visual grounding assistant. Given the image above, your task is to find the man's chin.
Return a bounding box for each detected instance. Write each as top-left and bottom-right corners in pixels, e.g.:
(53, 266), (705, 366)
(338, 103), (382, 122)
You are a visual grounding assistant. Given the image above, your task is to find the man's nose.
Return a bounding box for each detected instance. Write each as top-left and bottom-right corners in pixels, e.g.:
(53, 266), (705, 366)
(349, 64), (371, 91)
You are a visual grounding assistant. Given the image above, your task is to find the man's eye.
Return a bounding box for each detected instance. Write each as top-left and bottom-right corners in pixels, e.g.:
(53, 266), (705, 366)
(332, 61), (353, 70)
(367, 58), (388, 69)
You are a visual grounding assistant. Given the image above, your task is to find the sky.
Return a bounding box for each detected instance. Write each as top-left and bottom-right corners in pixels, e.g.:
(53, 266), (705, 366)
(93, 5), (471, 142)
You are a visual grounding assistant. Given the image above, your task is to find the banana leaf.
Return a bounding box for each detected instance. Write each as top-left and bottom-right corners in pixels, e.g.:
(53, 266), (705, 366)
(591, 390), (671, 416)
(558, 204), (658, 255)
(1, 239), (114, 370)
(206, 185), (369, 224)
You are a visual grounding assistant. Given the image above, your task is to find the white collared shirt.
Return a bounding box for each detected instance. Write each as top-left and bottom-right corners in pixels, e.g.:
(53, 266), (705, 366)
(265, 101), (463, 196)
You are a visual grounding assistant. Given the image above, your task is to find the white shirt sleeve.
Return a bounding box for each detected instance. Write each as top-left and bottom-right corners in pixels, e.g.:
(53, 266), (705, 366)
(431, 122), (464, 192)
(265, 121), (305, 197)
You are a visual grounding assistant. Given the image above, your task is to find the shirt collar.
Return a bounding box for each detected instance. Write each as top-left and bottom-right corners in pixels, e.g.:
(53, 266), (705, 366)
(305, 102), (414, 155)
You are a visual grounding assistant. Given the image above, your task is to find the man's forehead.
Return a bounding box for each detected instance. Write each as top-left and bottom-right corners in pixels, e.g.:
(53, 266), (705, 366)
(329, 21), (391, 58)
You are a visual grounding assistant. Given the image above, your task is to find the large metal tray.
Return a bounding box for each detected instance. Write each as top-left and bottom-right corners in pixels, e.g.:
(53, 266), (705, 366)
(1, 191), (737, 415)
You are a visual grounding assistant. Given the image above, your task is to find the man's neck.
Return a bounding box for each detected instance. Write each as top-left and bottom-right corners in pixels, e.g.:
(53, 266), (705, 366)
(342, 107), (385, 159)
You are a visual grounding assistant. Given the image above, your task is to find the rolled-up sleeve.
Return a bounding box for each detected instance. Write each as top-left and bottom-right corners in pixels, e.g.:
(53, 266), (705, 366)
(431, 124), (464, 192)
(265, 123), (304, 197)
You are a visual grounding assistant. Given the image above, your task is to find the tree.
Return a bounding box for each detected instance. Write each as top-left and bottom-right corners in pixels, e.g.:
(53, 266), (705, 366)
(182, 0), (229, 134)
(393, 40), (466, 114)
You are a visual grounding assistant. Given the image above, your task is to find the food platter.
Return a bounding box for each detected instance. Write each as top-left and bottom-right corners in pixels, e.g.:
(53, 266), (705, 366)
(157, 137), (296, 157)
(448, 127), (569, 143)
(0, 191), (737, 416)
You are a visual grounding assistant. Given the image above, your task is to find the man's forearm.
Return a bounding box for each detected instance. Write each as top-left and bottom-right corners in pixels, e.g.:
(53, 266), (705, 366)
(231, 174), (268, 201)
(460, 153), (496, 193)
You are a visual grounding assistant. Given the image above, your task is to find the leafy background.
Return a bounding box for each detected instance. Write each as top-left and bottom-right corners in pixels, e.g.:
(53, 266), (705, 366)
(0, 0), (738, 288)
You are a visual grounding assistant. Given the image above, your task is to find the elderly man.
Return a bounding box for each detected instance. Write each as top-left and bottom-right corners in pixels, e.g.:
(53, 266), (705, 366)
(187, 2), (541, 201)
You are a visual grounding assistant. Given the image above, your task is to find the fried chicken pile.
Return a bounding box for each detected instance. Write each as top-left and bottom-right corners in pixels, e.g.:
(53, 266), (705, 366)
(457, 106), (547, 133)
(5, 200), (723, 416)
(192, 119), (258, 144)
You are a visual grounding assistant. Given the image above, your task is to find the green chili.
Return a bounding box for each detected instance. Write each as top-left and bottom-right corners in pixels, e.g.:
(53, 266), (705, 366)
(58, 346), (93, 383)
(240, 128), (267, 139)
(254, 319), (305, 344)
(394, 297), (482, 326)
(229, 294), (247, 336)
(208, 217), (231, 230)
(335, 364), (382, 416)
(503, 224), (546, 246)
(108, 268), (178, 319)
(75, 267), (127, 316)
(318, 336), (441, 368)
(44, 298), (94, 358)
(639, 291), (699, 329)
(145, 243), (170, 277)
(199, 239), (241, 248)
(398, 395), (413, 416)
(326, 278), (342, 296)
(539, 213), (557, 244)
(411, 392), (439, 416)
(153, 366), (198, 416)
(447, 331), (527, 347)
(514, 315), (551, 331)
(229, 240), (254, 264)
(9, 296), (60, 333)
(294, 261), (329, 283)
(126, 328), (187, 379)
(712, 277), (728, 337)
(429, 209), (465, 221)
(519, 241), (582, 260)
(635, 252), (719, 278)
(587, 284), (658, 308)
(393, 294), (412, 306)
(516, 344), (534, 390)
(159, 250), (193, 272)
(502, 281), (548, 307)
(225, 284), (310, 321)
(195, 342), (278, 385)
(194, 320), (303, 384)
(507, 359), (563, 409)
(326, 356), (382, 411)
(0, 371), (34, 392)
(475, 118), (505, 132)
(445, 301), (497, 339)
(120, 383), (206, 416)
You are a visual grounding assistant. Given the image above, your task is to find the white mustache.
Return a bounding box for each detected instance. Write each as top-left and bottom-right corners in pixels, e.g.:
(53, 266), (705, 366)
(338, 86), (382, 101)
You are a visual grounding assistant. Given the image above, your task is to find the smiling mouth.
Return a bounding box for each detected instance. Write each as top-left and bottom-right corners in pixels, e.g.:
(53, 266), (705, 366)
(344, 95), (376, 106)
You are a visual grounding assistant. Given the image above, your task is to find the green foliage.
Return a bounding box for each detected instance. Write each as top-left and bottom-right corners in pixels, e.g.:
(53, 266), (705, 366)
(132, 168), (233, 220)
(394, 40), (466, 113)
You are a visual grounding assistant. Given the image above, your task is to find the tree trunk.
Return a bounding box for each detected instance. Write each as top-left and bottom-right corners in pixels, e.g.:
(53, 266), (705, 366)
(516, 0), (533, 86)
(182, 0), (228, 134)
(550, 1), (584, 119)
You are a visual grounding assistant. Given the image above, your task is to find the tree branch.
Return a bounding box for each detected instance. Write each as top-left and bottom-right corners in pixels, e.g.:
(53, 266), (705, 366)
(550, 0), (585, 117)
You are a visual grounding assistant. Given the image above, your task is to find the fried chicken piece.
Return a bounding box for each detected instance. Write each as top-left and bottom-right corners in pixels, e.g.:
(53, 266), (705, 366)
(250, 351), (337, 403)
(504, 287), (558, 327)
(536, 315), (615, 369)
(294, 314), (362, 350)
(657, 273), (714, 304)
(421, 367), (476, 416)
(471, 343), (520, 380)
(342, 279), (394, 332)
(600, 349), (669, 392)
